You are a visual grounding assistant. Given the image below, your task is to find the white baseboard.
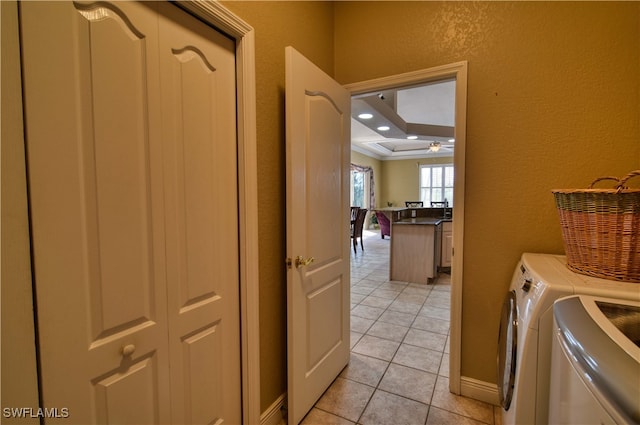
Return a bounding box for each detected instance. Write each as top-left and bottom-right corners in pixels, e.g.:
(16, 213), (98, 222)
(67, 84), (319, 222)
(460, 376), (500, 406)
(260, 393), (286, 425)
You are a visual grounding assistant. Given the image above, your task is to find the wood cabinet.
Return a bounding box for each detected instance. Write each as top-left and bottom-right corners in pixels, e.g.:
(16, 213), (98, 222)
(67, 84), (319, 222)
(440, 221), (453, 269)
(390, 219), (439, 284)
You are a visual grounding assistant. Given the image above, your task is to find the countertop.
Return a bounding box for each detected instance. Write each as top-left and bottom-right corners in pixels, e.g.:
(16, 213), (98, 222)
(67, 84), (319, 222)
(394, 218), (451, 226)
(375, 207), (408, 212)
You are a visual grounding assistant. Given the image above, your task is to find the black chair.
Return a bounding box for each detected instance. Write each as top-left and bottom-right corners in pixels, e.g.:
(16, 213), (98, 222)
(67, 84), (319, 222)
(350, 208), (368, 253)
(405, 201), (423, 207)
(430, 201), (449, 208)
(350, 206), (360, 222)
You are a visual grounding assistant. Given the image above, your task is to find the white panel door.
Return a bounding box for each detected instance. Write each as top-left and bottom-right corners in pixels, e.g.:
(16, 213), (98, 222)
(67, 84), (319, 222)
(21, 2), (170, 423)
(21, 1), (241, 423)
(157, 3), (241, 424)
(285, 46), (351, 425)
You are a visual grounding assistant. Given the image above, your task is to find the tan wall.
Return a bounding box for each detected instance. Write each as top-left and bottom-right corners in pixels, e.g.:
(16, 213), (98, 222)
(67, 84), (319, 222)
(381, 157), (453, 207)
(220, 1), (335, 412)
(335, 1), (640, 384)
(352, 151), (453, 210)
(227, 0), (640, 410)
(1, 2), (40, 422)
(5, 1), (638, 416)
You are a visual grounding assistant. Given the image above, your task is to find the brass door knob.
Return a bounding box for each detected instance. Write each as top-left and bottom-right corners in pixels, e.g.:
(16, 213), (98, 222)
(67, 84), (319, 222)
(295, 256), (314, 268)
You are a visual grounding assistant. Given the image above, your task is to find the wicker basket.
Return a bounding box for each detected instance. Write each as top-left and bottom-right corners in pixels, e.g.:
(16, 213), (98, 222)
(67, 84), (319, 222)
(552, 170), (640, 283)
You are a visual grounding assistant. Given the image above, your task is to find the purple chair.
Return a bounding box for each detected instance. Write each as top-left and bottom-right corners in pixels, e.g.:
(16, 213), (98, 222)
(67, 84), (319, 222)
(375, 211), (391, 239)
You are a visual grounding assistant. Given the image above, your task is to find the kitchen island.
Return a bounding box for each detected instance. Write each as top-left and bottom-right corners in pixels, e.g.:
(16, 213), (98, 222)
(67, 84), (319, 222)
(389, 207), (453, 283)
(390, 216), (447, 284)
(373, 206), (453, 284)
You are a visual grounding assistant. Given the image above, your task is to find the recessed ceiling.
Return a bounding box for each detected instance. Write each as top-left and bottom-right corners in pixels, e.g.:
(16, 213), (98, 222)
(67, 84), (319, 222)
(351, 79), (456, 160)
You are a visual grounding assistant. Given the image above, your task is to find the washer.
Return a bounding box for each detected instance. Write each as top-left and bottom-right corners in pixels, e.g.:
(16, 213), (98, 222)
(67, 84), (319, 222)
(549, 295), (640, 424)
(497, 253), (640, 425)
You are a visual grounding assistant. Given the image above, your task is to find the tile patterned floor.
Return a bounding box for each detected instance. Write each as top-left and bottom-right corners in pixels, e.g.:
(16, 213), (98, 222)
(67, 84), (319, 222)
(302, 229), (501, 425)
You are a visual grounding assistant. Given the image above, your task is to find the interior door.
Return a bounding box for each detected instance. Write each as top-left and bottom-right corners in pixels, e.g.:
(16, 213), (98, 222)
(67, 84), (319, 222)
(157, 3), (241, 424)
(21, 2), (241, 423)
(285, 46), (351, 425)
(22, 3), (171, 422)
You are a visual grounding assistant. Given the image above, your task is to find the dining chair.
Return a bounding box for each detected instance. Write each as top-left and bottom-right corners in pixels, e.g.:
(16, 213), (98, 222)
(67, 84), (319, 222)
(350, 208), (367, 253)
(350, 206), (360, 222)
(405, 201), (423, 207)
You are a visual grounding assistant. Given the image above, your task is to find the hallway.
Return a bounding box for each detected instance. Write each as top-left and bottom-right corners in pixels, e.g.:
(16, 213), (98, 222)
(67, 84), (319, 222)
(302, 229), (501, 424)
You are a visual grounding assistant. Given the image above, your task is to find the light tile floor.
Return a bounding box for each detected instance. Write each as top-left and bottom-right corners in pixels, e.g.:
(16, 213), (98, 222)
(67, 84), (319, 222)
(302, 229), (502, 425)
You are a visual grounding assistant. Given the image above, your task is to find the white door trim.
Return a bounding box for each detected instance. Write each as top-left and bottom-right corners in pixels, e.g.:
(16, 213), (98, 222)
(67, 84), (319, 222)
(345, 61), (468, 395)
(175, 2), (260, 423)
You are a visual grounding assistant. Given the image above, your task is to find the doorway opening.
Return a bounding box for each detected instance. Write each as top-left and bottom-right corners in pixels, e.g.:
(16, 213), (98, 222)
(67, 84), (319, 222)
(345, 61), (468, 394)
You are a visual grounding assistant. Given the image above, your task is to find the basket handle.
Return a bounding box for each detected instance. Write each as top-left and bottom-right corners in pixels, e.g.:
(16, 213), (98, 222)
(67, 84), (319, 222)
(588, 176), (620, 189)
(616, 169), (640, 191)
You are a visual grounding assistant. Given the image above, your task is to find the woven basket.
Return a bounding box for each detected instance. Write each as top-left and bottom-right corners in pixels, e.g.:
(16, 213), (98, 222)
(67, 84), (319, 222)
(552, 170), (640, 283)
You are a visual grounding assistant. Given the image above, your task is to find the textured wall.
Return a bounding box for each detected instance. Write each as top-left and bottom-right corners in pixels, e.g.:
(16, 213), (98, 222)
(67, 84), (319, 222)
(224, 0), (639, 411)
(220, 1), (335, 413)
(381, 157), (454, 208)
(335, 1), (639, 384)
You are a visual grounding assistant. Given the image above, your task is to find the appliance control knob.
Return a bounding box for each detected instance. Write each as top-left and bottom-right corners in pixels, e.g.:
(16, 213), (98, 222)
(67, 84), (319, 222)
(521, 278), (532, 292)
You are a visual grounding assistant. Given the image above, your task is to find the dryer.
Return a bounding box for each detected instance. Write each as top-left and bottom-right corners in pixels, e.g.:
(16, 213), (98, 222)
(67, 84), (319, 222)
(497, 253), (640, 425)
(549, 295), (640, 424)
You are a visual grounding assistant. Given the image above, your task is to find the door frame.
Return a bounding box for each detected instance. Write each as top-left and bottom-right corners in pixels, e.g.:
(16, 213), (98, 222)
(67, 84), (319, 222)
(344, 61), (468, 395)
(4, 1), (261, 423)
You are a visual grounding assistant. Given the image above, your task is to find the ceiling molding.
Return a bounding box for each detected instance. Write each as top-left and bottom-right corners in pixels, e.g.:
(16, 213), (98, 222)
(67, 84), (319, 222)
(351, 144), (382, 160)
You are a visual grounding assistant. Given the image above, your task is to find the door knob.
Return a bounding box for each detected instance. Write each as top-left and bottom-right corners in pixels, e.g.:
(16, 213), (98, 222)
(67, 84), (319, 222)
(121, 344), (136, 357)
(295, 256), (314, 268)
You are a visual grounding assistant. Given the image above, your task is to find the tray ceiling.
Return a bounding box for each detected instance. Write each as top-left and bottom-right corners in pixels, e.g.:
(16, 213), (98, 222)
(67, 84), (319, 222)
(351, 79), (456, 160)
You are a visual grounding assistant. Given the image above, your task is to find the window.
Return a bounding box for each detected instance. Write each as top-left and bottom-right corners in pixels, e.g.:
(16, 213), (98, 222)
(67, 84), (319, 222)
(350, 169), (370, 208)
(420, 164), (454, 207)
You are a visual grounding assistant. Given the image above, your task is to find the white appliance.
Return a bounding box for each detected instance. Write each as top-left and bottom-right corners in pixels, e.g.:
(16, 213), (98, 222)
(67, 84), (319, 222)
(549, 295), (640, 424)
(497, 253), (640, 425)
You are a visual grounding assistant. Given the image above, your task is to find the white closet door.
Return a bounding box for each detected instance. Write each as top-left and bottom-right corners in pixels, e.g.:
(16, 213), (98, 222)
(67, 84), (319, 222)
(22, 2), (171, 423)
(157, 3), (241, 424)
(22, 1), (241, 423)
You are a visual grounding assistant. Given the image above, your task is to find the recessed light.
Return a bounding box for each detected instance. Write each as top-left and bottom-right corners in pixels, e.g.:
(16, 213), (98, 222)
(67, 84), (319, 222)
(377, 126), (390, 131)
(407, 135), (418, 140)
(448, 139), (455, 143)
(358, 113), (373, 119)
